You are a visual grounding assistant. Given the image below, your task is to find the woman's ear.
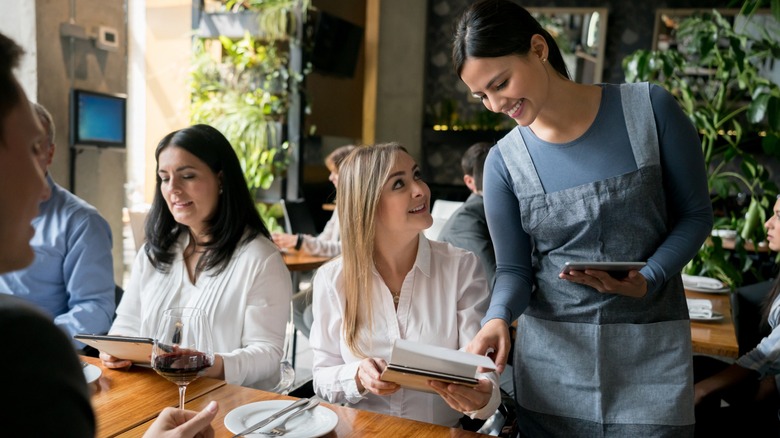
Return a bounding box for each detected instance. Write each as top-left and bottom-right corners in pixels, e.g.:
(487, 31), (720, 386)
(530, 34), (548, 61)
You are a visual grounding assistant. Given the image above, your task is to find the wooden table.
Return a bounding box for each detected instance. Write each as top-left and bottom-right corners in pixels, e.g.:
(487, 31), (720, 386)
(282, 249), (333, 272)
(122, 384), (490, 437)
(686, 289), (739, 359)
(81, 356), (226, 437)
(84, 357), (489, 437)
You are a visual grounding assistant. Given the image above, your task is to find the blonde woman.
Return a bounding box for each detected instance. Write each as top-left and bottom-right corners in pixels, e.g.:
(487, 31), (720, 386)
(309, 143), (500, 427)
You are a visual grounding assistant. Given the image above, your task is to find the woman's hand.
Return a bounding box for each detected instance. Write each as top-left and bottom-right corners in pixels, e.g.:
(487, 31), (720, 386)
(99, 351), (133, 370)
(201, 354), (225, 380)
(466, 319), (510, 374)
(143, 401), (218, 438)
(429, 378), (493, 413)
(355, 357), (400, 396)
(560, 270), (647, 298)
(271, 233), (297, 249)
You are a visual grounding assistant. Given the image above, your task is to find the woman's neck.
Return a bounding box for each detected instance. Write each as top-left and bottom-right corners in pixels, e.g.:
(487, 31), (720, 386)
(373, 232), (418, 278)
(531, 80), (602, 144)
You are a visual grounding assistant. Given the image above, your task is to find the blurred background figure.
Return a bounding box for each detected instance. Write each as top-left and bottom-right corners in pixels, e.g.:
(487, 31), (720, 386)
(273, 144), (355, 339)
(0, 101), (115, 355)
(439, 141), (496, 292)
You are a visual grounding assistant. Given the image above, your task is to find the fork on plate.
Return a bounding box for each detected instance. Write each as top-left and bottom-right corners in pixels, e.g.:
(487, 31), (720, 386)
(262, 398), (320, 436)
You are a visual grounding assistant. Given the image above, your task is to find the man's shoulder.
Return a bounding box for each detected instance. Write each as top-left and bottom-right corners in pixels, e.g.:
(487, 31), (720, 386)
(47, 182), (108, 225)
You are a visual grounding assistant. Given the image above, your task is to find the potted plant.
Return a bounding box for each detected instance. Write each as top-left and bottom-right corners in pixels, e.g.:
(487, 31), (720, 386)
(191, 0), (312, 231)
(623, 1), (780, 287)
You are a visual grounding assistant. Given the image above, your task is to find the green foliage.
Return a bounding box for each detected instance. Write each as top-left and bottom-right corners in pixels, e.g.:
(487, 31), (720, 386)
(623, 5), (780, 287)
(191, 35), (291, 200)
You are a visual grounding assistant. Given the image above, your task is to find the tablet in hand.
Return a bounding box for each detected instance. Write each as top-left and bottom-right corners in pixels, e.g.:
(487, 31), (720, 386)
(74, 334), (154, 365)
(560, 261), (646, 279)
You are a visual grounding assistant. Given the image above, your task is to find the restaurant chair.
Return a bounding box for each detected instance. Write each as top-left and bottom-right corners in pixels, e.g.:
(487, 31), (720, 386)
(269, 305), (298, 395)
(423, 199), (464, 241)
(114, 283), (124, 320)
(731, 279), (774, 355)
(461, 388), (519, 437)
(280, 199), (318, 236)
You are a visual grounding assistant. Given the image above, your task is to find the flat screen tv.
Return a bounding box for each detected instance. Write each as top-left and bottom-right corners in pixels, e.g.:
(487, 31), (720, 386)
(70, 89), (127, 148)
(311, 11), (363, 78)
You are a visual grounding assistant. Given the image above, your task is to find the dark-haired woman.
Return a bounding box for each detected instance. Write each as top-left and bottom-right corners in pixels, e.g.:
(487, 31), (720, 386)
(693, 197), (780, 435)
(453, 0), (712, 435)
(101, 124), (291, 390)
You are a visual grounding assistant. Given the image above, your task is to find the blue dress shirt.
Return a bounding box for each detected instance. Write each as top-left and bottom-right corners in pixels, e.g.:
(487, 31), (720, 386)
(0, 174), (115, 348)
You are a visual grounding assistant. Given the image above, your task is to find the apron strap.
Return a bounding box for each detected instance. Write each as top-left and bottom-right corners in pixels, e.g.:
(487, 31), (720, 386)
(620, 82), (660, 169)
(497, 128), (545, 196)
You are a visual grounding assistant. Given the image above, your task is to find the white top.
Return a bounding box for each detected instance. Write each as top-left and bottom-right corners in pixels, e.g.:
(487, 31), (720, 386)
(302, 208), (341, 257)
(310, 234), (501, 427)
(111, 233), (292, 389)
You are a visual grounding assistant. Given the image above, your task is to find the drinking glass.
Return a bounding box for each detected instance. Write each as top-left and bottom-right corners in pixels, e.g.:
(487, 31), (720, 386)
(151, 307), (214, 409)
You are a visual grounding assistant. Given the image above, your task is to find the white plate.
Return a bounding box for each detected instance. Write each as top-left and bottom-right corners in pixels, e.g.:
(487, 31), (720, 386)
(690, 311), (724, 322)
(224, 400), (338, 438)
(682, 274), (728, 293)
(685, 285), (730, 293)
(83, 363), (102, 384)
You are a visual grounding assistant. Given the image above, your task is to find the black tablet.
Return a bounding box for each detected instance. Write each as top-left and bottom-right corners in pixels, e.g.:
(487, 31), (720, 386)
(560, 262), (646, 279)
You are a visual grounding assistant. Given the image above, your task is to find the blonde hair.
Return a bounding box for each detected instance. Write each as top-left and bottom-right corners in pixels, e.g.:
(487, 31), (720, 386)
(337, 142), (405, 357)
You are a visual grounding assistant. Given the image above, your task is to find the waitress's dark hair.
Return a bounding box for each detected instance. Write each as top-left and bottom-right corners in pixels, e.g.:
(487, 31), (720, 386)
(452, 0), (569, 80)
(145, 124), (270, 275)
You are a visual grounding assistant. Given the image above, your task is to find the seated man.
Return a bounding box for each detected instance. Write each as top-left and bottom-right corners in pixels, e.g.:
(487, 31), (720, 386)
(439, 142), (496, 291)
(0, 101), (115, 353)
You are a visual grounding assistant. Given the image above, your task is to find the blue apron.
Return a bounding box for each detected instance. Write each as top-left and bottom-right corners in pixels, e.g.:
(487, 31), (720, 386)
(499, 83), (694, 437)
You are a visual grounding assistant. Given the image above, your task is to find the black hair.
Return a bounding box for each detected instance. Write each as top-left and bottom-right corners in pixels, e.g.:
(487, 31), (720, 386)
(461, 142), (492, 192)
(452, 0), (569, 80)
(0, 33), (24, 143)
(145, 124), (270, 275)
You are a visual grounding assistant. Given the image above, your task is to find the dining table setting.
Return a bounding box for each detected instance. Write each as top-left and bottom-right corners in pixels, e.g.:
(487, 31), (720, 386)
(683, 274), (739, 359)
(80, 355), (492, 437)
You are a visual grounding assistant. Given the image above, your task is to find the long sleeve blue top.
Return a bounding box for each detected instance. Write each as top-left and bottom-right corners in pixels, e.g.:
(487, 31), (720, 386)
(483, 84), (713, 324)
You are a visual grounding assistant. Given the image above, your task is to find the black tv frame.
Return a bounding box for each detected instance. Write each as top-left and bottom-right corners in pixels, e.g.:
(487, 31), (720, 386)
(70, 88), (127, 148)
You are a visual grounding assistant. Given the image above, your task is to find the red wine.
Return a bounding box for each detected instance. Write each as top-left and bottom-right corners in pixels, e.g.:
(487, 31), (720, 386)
(153, 350), (212, 385)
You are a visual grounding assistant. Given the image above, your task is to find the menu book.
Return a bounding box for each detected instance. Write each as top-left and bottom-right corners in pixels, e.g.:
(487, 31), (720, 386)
(379, 339), (496, 394)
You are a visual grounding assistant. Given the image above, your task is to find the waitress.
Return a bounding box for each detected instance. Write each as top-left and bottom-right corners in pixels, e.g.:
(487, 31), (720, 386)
(452, 1), (713, 436)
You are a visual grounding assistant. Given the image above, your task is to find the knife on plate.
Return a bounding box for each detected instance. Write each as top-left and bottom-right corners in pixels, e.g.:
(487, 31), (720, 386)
(230, 398), (310, 437)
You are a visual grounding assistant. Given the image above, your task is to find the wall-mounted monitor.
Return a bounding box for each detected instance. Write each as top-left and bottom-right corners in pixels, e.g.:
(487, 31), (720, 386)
(311, 11), (363, 78)
(70, 88), (127, 148)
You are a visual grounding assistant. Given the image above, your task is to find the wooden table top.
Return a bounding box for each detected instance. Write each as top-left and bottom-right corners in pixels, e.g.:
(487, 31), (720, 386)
(686, 289), (739, 359)
(282, 249), (333, 272)
(121, 383), (490, 437)
(81, 355), (226, 438)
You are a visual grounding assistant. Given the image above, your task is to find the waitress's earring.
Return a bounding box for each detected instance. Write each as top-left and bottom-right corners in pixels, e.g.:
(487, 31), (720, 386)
(219, 186), (223, 194)
(541, 57), (547, 63)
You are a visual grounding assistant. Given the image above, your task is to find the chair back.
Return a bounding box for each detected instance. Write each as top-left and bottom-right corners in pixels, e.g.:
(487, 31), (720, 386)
(127, 204), (151, 251)
(424, 199), (464, 240)
(281, 199), (318, 235)
(731, 279), (773, 355)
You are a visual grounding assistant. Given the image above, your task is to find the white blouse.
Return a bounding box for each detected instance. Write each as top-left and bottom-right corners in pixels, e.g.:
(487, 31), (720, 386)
(310, 234), (501, 427)
(111, 233), (292, 389)
(301, 208), (341, 257)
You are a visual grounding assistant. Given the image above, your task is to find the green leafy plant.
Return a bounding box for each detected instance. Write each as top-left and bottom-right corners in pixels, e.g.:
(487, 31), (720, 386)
(623, 4), (780, 287)
(192, 0), (312, 232)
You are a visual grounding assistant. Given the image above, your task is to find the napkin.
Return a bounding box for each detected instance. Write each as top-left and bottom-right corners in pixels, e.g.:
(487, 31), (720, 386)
(687, 298), (713, 319)
(682, 274), (725, 290)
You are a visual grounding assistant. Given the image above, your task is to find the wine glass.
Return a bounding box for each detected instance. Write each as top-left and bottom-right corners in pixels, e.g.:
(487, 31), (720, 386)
(151, 307), (214, 410)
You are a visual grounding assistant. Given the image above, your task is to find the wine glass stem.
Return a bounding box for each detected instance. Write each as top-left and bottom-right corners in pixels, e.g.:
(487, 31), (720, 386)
(178, 385), (187, 410)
